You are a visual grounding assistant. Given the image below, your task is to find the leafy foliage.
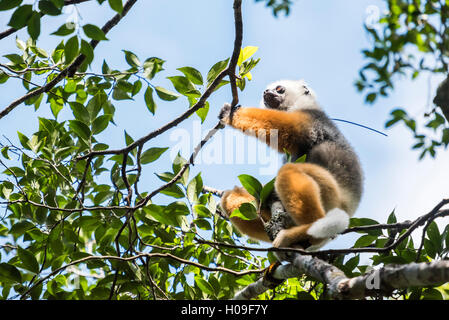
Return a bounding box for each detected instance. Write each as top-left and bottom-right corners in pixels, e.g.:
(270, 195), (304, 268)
(0, 0), (270, 300)
(0, 0), (447, 301)
(255, 0), (295, 16)
(357, 0), (449, 158)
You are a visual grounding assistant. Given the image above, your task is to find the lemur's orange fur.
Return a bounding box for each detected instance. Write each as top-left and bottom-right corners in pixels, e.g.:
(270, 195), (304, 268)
(229, 107), (312, 156)
(221, 108), (342, 247)
(272, 163), (341, 247)
(221, 186), (271, 242)
(219, 80), (363, 249)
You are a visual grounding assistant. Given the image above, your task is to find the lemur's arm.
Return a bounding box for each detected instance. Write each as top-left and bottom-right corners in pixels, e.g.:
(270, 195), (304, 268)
(219, 104), (311, 155)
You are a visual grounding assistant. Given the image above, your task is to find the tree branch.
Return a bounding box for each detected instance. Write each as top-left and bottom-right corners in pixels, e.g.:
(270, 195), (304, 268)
(228, 0), (243, 107)
(75, 0), (243, 162)
(20, 251), (263, 299)
(230, 198), (449, 299)
(0, 0), (138, 120)
(233, 253), (449, 300)
(0, 0), (93, 41)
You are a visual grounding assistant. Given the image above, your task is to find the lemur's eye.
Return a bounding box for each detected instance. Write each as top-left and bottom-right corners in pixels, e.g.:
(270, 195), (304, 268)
(275, 86), (285, 94)
(303, 85), (310, 95)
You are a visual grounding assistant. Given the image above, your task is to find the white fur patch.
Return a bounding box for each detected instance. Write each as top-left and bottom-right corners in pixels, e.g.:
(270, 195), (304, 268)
(306, 208), (349, 239)
(259, 79), (321, 111)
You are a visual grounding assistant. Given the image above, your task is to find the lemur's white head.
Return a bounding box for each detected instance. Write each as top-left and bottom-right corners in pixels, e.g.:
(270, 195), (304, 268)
(260, 79), (319, 111)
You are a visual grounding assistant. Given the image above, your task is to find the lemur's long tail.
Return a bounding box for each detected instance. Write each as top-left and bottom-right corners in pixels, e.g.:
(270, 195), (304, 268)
(306, 208), (349, 240)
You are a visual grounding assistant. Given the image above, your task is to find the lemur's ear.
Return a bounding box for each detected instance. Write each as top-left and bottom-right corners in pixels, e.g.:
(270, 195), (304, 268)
(303, 85), (310, 95)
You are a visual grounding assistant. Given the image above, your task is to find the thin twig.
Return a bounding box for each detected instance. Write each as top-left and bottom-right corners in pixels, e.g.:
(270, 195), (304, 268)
(20, 251), (263, 299)
(0, 0), (92, 41)
(0, 0), (138, 120)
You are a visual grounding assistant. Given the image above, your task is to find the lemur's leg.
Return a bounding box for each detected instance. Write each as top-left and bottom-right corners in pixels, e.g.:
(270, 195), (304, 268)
(220, 186), (271, 242)
(272, 163), (342, 248)
(220, 106), (312, 155)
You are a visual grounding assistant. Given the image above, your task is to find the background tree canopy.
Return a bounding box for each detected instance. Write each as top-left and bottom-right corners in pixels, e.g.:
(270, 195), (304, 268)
(0, 0), (448, 301)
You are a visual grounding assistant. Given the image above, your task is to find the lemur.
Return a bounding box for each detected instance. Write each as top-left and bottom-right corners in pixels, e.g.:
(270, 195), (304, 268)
(218, 79), (363, 250)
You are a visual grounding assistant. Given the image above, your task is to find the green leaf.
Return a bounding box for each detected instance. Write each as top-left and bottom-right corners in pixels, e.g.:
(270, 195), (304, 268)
(155, 172), (175, 183)
(421, 288), (443, 300)
(17, 131), (30, 150)
(3, 53), (23, 65)
(353, 235), (377, 248)
(38, 0), (61, 15)
(177, 66), (203, 85)
(132, 79), (142, 96)
(10, 220), (35, 236)
(295, 154), (307, 163)
(1, 146), (11, 160)
(17, 246), (39, 274)
(195, 101), (209, 123)
(365, 92), (377, 104)
(259, 178), (275, 207)
(167, 76), (198, 96)
(444, 225), (449, 250)
(92, 114), (112, 135)
(386, 209), (397, 237)
(349, 217), (383, 236)
(426, 221), (441, 252)
(140, 147), (168, 164)
(123, 50), (140, 67)
(207, 58), (229, 85)
(172, 152), (189, 185)
(50, 97), (63, 118)
(155, 86), (179, 101)
(349, 218), (380, 227)
(230, 202), (258, 221)
(69, 120), (92, 142)
(143, 57), (165, 80)
(64, 35), (79, 64)
(27, 134), (42, 153)
(160, 184), (185, 199)
(194, 276), (214, 296)
(145, 204), (179, 227)
(16, 37), (28, 51)
(27, 11), (41, 40)
(64, 79), (77, 93)
(51, 23), (76, 36)
(387, 210), (397, 224)
(237, 46), (258, 65)
(121, 130), (133, 148)
(344, 254), (360, 272)
(112, 86), (132, 100)
(424, 239), (437, 259)
(0, 263), (22, 284)
(86, 92), (106, 121)
(193, 218), (212, 230)
(144, 86), (156, 114)
(83, 24), (108, 41)
(165, 201), (190, 216)
(69, 102), (90, 124)
(108, 0), (123, 13)
(186, 173), (203, 203)
(80, 39), (94, 67)
(7, 5), (32, 29)
(0, 0), (22, 11)
(194, 204), (211, 218)
(2, 185), (12, 200)
(238, 174), (263, 199)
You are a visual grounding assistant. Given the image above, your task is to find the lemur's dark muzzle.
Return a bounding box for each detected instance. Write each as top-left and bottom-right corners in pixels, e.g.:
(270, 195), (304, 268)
(263, 90), (281, 109)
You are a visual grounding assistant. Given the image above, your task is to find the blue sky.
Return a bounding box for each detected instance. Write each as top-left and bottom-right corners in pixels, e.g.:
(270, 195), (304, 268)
(1, 0), (449, 253)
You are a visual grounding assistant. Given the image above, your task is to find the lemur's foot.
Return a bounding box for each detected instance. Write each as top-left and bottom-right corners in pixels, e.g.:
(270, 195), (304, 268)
(262, 261), (284, 289)
(218, 103), (240, 125)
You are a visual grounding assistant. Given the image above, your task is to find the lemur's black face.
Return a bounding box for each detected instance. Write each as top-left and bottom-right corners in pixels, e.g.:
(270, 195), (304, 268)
(263, 85), (285, 109)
